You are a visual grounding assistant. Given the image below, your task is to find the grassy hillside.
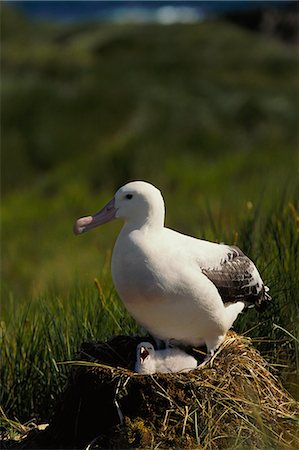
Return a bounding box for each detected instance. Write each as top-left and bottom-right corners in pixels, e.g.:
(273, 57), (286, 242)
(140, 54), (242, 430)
(2, 7), (298, 297)
(1, 6), (298, 428)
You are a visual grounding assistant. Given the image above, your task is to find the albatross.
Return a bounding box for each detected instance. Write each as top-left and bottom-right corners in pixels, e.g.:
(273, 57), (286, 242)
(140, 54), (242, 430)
(74, 181), (271, 359)
(135, 342), (198, 374)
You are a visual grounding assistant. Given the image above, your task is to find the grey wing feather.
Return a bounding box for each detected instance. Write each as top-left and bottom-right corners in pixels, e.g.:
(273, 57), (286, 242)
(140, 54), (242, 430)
(202, 246), (272, 311)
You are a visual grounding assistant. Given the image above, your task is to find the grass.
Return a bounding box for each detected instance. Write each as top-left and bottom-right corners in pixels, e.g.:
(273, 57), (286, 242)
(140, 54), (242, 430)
(1, 200), (298, 428)
(113, 332), (298, 450)
(1, 4), (299, 444)
(1, 6), (298, 297)
(1, 283), (139, 423)
(3, 333), (298, 449)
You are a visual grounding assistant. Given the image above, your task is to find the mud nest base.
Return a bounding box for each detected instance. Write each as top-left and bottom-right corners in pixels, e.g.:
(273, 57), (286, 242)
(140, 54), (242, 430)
(5, 332), (299, 450)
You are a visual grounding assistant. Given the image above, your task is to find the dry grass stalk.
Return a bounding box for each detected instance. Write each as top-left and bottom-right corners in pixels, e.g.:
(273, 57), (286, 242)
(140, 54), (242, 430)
(97, 332), (299, 449)
(3, 332), (298, 450)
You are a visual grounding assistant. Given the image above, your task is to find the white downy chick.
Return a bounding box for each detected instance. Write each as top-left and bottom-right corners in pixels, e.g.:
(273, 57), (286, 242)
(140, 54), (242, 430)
(135, 342), (198, 375)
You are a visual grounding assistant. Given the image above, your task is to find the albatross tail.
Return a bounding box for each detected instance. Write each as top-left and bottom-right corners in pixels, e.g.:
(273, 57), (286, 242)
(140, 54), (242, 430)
(255, 285), (272, 312)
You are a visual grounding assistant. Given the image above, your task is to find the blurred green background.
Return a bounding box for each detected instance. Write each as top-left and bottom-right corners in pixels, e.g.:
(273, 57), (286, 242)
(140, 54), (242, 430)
(2, 4), (298, 299)
(1, 2), (299, 425)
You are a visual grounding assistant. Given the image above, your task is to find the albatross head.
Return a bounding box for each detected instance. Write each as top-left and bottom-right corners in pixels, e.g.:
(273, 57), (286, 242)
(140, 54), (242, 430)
(74, 181), (165, 234)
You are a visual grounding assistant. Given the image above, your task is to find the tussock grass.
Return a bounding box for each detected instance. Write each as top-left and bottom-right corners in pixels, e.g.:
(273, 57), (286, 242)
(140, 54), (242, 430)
(1, 200), (298, 431)
(3, 332), (298, 449)
(98, 333), (299, 450)
(0, 285), (139, 424)
(0, 408), (48, 445)
(1, 8), (298, 445)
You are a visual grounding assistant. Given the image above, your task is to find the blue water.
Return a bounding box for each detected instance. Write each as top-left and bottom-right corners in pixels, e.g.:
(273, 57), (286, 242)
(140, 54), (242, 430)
(5, 1), (292, 22)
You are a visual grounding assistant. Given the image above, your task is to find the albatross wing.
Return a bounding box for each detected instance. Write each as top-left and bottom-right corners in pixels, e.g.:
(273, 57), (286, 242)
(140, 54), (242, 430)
(201, 246), (272, 311)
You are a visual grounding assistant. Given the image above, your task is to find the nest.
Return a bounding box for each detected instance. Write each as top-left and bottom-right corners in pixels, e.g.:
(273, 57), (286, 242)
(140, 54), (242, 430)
(5, 332), (299, 450)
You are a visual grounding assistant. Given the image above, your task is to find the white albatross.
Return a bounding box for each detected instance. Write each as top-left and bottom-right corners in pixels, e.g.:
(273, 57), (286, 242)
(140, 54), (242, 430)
(135, 342), (198, 374)
(74, 181), (271, 359)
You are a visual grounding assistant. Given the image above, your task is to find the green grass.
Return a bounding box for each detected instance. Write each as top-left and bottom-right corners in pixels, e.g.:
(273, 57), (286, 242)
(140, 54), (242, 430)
(1, 282), (139, 423)
(1, 5), (299, 432)
(2, 7), (298, 297)
(1, 199), (298, 425)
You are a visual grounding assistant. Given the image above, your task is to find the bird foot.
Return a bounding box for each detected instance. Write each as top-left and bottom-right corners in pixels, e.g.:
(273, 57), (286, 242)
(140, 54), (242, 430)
(152, 337), (168, 350)
(196, 350), (214, 369)
(152, 337), (179, 349)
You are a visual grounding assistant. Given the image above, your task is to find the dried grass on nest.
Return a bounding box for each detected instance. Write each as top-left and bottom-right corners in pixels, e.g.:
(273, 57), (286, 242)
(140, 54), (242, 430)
(5, 332), (299, 450)
(87, 332), (299, 450)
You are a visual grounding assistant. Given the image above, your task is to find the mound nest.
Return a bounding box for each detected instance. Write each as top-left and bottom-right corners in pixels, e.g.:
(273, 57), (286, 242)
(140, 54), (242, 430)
(6, 332), (299, 450)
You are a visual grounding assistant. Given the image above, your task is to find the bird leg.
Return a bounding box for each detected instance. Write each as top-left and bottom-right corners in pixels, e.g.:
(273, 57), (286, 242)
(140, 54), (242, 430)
(152, 337), (184, 349)
(152, 336), (169, 350)
(196, 349), (215, 368)
(196, 334), (226, 369)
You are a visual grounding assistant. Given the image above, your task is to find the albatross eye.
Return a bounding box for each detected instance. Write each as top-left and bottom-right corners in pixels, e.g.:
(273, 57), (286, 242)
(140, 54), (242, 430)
(125, 194), (133, 200)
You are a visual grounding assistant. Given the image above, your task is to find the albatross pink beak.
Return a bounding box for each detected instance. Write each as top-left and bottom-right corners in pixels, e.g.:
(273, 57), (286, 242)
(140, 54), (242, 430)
(74, 198), (116, 235)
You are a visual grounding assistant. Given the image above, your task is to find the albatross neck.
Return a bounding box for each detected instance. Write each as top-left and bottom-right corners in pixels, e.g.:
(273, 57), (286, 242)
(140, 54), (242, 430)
(123, 203), (165, 233)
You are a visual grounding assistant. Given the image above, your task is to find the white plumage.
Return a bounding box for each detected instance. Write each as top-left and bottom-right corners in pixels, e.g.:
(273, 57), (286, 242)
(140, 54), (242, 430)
(75, 181), (271, 357)
(135, 342), (198, 374)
